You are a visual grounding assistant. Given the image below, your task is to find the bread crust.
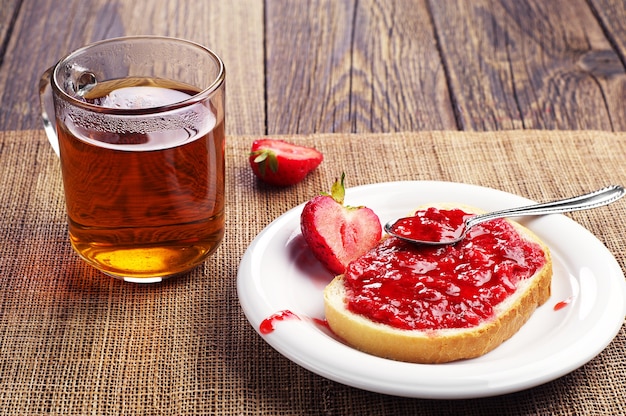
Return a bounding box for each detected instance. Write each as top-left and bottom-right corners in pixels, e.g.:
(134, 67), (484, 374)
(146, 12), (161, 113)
(323, 204), (552, 364)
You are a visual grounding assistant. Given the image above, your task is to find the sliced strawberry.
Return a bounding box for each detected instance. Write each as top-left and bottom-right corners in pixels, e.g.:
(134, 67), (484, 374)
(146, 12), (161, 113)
(250, 139), (323, 186)
(300, 174), (382, 275)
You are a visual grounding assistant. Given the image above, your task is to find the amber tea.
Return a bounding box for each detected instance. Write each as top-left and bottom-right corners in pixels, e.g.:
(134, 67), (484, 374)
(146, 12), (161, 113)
(56, 76), (225, 281)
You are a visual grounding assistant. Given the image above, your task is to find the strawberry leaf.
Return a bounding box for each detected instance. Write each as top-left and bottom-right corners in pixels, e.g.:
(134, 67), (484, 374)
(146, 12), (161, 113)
(326, 172), (346, 205)
(251, 149), (279, 176)
(267, 152), (279, 173)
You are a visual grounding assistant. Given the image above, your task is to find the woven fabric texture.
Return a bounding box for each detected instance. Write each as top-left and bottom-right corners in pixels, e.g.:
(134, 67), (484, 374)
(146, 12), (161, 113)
(0, 129), (624, 415)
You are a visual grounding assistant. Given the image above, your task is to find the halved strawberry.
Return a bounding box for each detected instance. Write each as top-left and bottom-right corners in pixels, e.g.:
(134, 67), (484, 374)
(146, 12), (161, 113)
(250, 139), (323, 186)
(300, 174), (382, 275)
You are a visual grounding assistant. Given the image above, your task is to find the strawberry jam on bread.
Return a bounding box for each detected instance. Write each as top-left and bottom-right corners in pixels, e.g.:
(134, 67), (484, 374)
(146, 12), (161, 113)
(324, 204), (552, 364)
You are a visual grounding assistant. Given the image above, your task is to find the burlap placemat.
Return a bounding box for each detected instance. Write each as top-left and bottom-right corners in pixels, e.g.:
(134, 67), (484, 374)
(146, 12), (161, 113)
(0, 129), (624, 415)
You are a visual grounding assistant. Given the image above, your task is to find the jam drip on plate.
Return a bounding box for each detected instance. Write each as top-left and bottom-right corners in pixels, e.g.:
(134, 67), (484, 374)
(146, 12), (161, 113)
(260, 310), (300, 334)
(259, 310), (329, 334)
(344, 208), (547, 330)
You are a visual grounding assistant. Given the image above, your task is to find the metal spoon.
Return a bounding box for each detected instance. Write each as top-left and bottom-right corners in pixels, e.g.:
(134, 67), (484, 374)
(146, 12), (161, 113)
(384, 185), (625, 245)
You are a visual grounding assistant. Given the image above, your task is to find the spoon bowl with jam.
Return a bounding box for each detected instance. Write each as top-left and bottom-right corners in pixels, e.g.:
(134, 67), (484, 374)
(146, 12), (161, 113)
(385, 185), (625, 245)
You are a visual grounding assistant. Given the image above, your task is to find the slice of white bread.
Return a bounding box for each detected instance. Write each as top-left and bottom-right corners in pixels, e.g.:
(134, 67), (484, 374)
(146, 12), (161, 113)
(323, 203), (552, 364)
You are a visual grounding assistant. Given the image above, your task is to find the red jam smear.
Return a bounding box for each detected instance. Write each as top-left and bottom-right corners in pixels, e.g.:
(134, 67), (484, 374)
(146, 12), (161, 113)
(259, 310), (300, 334)
(259, 310), (330, 334)
(344, 208), (547, 330)
(389, 208), (467, 243)
(553, 297), (573, 311)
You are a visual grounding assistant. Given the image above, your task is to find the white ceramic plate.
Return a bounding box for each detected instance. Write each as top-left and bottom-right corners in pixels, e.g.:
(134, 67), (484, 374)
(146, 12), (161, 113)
(237, 181), (626, 399)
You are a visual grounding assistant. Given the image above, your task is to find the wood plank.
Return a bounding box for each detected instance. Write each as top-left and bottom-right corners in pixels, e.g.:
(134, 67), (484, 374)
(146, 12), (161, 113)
(0, 0), (118, 131)
(0, 0), (264, 135)
(590, 0), (626, 58)
(265, 0), (456, 134)
(429, 0), (626, 131)
(588, 0), (626, 130)
(0, 0), (21, 65)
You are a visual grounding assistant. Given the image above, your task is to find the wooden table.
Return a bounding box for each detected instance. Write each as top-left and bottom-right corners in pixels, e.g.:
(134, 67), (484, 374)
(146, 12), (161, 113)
(1, 1), (625, 415)
(1, 0), (625, 134)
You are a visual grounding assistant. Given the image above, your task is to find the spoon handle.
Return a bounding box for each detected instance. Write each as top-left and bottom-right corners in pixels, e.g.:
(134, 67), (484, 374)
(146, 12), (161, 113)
(467, 185), (626, 228)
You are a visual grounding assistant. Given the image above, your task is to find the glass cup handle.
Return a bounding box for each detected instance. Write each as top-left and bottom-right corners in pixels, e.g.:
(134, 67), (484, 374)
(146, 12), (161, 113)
(39, 66), (60, 157)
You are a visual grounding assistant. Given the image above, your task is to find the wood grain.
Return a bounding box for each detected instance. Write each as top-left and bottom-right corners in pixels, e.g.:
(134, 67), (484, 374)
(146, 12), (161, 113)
(0, 0), (625, 134)
(0, 0), (264, 135)
(0, 0), (19, 64)
(265, 0), (457, 134)
(590, 0), (626, 60)
(429, 0), (626, 130)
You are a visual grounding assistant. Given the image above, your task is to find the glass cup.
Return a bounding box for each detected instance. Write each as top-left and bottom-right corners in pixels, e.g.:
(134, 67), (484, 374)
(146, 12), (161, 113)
(39, 36), (226, 283)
